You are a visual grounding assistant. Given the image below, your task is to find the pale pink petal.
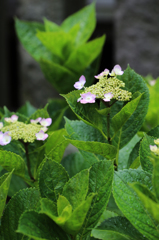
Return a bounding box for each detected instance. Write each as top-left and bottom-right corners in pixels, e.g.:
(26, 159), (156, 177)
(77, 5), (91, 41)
(113, 65), (124, 75)
(40, 118), (52, 127)
(0, 132), (11, 145)
(79, 75), (86, 84)
(11, 115), (18, 122)
(0, 122), (3, 129)
(74, 82), (84, 90)
(36, 130), (48, 141)
(80, 92), (96, 104)
(4, 117), (12, 123)
(150, 145), (158, 152)
(30, 117), (42, 123)
(95, 69), (109, 79)
(103, 92), (114, 102)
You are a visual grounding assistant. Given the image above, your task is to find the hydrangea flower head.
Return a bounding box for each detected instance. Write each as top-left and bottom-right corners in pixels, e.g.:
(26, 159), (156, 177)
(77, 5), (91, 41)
(103, 92), (114, 102)
(79, 92), (96, 104)
(74, 75), (86, 90)
(36, 130), (48, 141)
(110, 65), (124, 76)
(40, 118), (52, 127)
(0, 132), (11, 146)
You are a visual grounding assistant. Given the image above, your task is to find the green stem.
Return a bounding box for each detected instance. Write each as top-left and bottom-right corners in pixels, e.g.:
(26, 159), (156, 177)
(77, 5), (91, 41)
(24, 142), (35, 181)
(107, 111), (111, 144)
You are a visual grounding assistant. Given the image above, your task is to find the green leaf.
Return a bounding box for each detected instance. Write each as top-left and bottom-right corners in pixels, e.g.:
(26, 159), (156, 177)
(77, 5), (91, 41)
(15, 18), (54, 62)
(139, 134), (154, 173)
(36, 31), (74, 60)
(127, 140), (141, 169)
(45, 129), (69, 163)
(61, 3), (96, 45)
(111, 94), (142, 139)
(113, 169), (159, 240)
(0, 171), (13, 218)
(147, 125), (159, 138)
(130, 182), (159, 223)
(115, 66), (149, 148)
(92, 216), (147, 240)
(17, 211), (69, 240)
(64, 35), (105, 73)
(7, 173), (27, 197)
(57, 195), (72, 216)
(118, 134), (141, 170)
(39, 159), (69, 202)
(0, 188), (40, 240)
(64, 118), (117, 159)
(44, 18), (60, 32)
(39, 59), (77, 93)
(61, 150), (98, 178)
(152, 155), (159, 201)
(0, 150), (25, 177)
(62, 169), (89, 210)
(80, 160), (114, 238)
(17, 101), (37, 117)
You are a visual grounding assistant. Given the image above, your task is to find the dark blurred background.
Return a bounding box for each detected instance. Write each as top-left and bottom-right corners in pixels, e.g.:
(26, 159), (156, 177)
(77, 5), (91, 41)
(0, 0), (159, 111)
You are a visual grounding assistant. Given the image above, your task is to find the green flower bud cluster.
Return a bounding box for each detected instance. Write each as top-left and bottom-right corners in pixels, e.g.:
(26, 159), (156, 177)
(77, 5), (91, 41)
(1, 121), (42, 143)
(82, 76), (132, 101)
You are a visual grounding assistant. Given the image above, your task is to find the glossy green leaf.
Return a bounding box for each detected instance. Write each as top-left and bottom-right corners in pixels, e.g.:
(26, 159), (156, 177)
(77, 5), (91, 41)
(64, 35), (105, 73)
(39, 159), (69, 202)
(44, 18), (60, 32)
(15, 18), (53, 62)
(80, 160), (114, 238)
(61, 3), (96, 45)
(61, 150), (98, 178)
(0, 171), (13, 218)
(45, 129), (68, 163)
(0, 188), (40, 240)
(0, 150), (25, 177)
(36, 31), (74, 60)
(147, 125), (159, 138)
(114, 66), (149, 148)
(127, 140), (141, 169)
(17, 211), (69, 240)
(139, 134), (154, 173)
(130, 182), (159, 223)
(18, 101), (37, 117)
(62, 169), (89, 210)
(57, 195), (72, 216)
(152, 155), (159, 201)
(113, 169), (159, 240)
(39, 59), (77, 93)
(64, 119), (117, 159)
(111, 94), (142, 138)
(92, 216), (147, 240)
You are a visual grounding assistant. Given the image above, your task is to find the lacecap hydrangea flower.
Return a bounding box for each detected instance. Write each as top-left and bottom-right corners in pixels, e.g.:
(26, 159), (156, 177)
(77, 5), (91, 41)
(0, 115), (52, 144)
(150, 139), (159, 155)
(74, 65), (132, 104)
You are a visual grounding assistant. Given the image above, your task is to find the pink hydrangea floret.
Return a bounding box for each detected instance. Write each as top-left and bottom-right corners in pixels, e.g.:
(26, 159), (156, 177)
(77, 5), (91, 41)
(95, 69), (109, 79)
(30, 117), (42, 123)
(0, 132), (11, 146)
(103, 92), (114, 102)
(36, 130), (48, 141)
(110, 65), (124, 76)
(74, 75), (86, 90)
(40, 118), (52, 127)
(5, 114), (18, 123)
(150, 145), (158, 152)
(79, 92), (96, 104)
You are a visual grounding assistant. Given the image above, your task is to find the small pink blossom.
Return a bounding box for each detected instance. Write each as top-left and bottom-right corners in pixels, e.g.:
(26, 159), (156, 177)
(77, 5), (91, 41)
(0, 132), (11, 146)
(36, 130), (48, 141)
(74, 75), (86, 90)
(0, 122), (3, 129)
(40, 118), (52, 127)
(103, 92), (114, 102)
(30, 117), (42, 123)
(4, 115), (18, 123)
(110, 65), (124, 76)
(150, 145), (158, 152)
(95, 69), (109, 79)
(79, 92), (96, 104)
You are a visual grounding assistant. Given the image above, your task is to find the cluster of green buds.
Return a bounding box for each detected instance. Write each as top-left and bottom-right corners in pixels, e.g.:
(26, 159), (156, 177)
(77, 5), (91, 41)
(150, 139), (159, 155)
(0, 115), (52, 145)
(74, 65), (132, 104)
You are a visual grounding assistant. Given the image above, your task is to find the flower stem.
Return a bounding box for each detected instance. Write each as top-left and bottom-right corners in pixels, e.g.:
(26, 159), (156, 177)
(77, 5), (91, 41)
(24, 142), (35, 181)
